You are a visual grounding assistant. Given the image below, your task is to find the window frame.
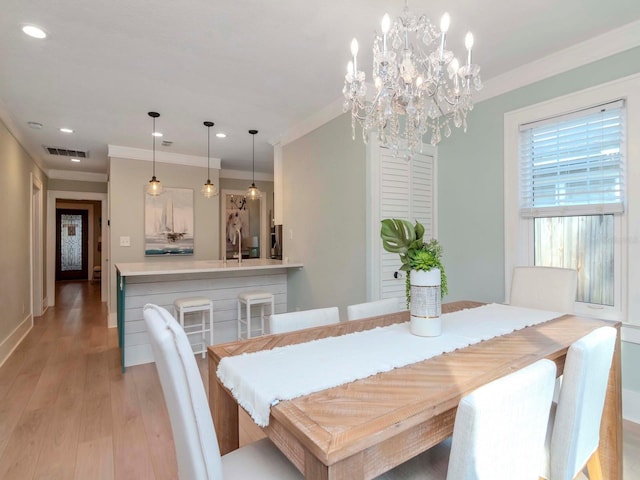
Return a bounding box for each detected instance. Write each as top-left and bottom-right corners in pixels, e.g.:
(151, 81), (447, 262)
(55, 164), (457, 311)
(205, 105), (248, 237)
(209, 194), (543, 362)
(504, 74), (640, 323)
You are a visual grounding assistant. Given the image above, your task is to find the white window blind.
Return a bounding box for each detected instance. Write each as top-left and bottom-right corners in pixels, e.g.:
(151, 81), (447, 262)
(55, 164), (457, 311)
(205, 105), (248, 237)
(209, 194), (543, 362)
(518, 100), (625, 217)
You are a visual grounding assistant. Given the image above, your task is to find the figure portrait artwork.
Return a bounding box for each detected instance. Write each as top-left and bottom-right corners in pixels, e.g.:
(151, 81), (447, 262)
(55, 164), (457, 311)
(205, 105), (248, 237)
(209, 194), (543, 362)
(225, 195), (249, 259)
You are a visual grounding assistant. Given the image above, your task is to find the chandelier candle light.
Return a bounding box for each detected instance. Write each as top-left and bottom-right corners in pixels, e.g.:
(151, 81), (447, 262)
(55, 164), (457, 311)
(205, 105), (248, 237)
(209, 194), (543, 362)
(146, 111), (163, 196)
(343, 2), (482, 157)
(201, 121), (218, 198)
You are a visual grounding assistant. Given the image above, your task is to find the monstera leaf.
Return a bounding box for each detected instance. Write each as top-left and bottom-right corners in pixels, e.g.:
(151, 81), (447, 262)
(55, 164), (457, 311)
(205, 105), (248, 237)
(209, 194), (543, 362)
(381, 219), (418, 254)
(380, 219), (426, 272)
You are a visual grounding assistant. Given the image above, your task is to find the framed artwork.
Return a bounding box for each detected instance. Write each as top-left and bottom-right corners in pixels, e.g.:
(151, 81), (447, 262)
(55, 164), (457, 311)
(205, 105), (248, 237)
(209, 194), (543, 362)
(225, 194), (250, 259)
(145, 187), (194, 256)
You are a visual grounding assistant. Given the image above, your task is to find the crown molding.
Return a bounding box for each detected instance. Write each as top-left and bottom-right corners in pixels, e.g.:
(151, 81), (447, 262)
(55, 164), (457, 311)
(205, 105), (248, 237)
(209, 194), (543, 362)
(220, 168), (274, 182)
(107, 145), (221, 170)
(475, 19), (640, 103)
(279, 97), (345, 147)
(279, 20), (640, 147)
(48, 169), (108, 182)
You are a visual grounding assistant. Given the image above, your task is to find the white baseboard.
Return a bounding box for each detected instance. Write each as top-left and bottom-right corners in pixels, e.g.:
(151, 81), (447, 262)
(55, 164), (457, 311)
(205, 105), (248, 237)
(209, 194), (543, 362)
(0, 314), (33, 368)
(108, 312), (117, 329)
(623, 388), (640, 424)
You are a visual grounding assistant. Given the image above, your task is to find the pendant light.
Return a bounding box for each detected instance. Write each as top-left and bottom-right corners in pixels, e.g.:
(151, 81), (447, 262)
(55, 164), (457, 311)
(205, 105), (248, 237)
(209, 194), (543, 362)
(201, 121), (218, 198)
(146, 111), (163, 196)
(246, 129), (261, 200)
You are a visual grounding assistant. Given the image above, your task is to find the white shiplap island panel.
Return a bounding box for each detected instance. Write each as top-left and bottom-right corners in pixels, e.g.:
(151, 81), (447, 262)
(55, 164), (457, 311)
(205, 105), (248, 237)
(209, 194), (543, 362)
(115, 259), (303, 370)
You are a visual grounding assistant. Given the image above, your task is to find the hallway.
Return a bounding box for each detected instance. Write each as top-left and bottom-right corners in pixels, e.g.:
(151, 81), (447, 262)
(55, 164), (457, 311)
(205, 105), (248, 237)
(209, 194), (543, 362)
(0, 281), (179, 479)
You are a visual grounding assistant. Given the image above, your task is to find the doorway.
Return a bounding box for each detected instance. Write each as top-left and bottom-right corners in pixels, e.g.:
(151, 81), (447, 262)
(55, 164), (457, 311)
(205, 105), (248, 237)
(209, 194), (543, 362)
(56, 208), (89, 281)
(31, 174), (44, 316)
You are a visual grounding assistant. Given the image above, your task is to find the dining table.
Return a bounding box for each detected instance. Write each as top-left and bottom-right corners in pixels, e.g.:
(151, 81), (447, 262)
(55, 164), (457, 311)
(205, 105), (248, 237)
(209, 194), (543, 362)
(208, 300), (622, 480)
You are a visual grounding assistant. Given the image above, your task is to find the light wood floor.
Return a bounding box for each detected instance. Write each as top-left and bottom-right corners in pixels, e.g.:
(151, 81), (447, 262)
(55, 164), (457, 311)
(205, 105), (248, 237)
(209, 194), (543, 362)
(0, 281), (637, 479)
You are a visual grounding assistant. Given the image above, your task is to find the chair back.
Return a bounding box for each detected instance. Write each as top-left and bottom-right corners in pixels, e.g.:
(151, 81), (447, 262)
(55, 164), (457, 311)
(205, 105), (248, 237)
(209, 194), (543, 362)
(510, 266), (577, 312)
(446, 359), (557, 480)
(550, 326), (617, 480)
(143, 304), (223, 480)
(269, 307), (340, 334)
(346, 298), (401, 321)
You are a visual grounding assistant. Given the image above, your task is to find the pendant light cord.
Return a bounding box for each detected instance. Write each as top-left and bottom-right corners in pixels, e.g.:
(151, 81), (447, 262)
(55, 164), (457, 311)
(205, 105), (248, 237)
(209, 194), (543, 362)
(252, 134), (255, 184)
(207, 125), (211, 180)
(152, 116), (156, 177)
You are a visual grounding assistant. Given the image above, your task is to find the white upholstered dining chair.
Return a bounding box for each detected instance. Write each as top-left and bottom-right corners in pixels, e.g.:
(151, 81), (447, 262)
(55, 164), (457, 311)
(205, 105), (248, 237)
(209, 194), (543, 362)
(377, 359), (557, 480)
(269, 306), (340, 334)
(540, 326), (617, 480)
(346, 298), (401, 321)
(510, 266), (578, 312)
(143, 304), (301, 480)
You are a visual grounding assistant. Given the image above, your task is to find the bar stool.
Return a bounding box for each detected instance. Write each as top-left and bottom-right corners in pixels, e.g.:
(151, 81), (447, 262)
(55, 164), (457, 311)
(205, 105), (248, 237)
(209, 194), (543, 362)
(173, 296), (214, 358)
(237, 291), (274, 339)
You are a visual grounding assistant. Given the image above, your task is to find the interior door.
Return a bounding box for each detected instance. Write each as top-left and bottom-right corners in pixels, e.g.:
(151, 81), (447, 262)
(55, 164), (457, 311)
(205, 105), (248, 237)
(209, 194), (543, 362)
(367, 140), (437, 302)
(56, 208), (89, 280)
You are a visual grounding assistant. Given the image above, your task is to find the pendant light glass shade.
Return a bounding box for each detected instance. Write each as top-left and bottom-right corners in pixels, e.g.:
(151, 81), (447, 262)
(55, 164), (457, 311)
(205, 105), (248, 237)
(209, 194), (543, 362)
(146, 111), (163, 196)
(246, 129), (261, 200)
(201, 121), (218, 198)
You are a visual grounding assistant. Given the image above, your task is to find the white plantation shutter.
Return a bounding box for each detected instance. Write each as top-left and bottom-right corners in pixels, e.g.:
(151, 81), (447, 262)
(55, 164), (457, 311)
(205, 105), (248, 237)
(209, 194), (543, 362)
(519, 100), (625, 217)
(378, 149), (434, 300)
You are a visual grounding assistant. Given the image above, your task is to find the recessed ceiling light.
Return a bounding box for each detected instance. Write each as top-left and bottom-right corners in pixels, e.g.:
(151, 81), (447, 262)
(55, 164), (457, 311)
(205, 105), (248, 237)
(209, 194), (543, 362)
(152, 131), (163, 137)
(27, 121), (43, 129)
(70, 158), (81, 163)
(60, 127), (74, 133)
(216, 133), (227, 138)
(22, 25), (46, 39)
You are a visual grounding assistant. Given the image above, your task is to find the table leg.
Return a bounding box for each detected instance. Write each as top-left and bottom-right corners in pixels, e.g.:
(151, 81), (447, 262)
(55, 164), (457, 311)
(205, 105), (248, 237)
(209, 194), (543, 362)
(209, 353), (239, 455)
(600, 327), (623, 480)
(304, 450), (364, 480)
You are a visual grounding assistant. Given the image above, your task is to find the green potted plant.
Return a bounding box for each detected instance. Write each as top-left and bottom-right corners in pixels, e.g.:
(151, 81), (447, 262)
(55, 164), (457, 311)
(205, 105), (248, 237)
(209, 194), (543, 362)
(380, 218), (447, 336)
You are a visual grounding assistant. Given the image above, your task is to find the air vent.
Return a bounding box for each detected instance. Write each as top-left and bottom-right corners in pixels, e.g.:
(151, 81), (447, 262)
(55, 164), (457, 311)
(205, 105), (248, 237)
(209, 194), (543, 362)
(162, 140), (173, 147)
(44, 146), (89, 158)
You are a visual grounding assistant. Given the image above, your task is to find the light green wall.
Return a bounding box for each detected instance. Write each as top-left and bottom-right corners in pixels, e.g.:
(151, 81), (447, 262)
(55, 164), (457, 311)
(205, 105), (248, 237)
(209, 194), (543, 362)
(108, 158), (220, 311)
(438, 46), (640, 303)
(282, 113), (366, 317)
(0, 119), (48, 343)
(437, 46), (640, 394)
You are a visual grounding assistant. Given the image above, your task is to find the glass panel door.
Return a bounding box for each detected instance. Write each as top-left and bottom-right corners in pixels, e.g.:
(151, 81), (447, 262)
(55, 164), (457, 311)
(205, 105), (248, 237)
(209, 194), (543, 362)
(56, 208), (89, 280)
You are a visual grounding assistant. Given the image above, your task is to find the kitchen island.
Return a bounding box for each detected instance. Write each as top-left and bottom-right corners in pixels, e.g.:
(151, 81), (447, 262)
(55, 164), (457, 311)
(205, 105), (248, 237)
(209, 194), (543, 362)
(115, 259), (303, 371)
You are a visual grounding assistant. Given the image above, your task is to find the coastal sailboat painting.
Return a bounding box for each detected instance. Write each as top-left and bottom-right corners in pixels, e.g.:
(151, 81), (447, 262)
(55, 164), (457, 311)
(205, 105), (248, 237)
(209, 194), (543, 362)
(145, 187), (194, 256)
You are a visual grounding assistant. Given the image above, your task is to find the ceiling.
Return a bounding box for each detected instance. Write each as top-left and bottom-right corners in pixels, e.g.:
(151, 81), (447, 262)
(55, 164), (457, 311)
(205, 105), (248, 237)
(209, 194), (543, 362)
(2, 0), (640, 178)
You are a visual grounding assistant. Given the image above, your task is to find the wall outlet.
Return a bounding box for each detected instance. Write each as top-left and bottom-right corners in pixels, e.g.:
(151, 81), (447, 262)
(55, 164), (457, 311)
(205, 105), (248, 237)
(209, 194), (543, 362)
(120, 236), (131, 247)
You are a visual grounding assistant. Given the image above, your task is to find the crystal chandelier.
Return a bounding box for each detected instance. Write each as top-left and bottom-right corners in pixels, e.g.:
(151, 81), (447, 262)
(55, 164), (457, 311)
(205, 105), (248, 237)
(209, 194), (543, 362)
(342, 1), (482, 157)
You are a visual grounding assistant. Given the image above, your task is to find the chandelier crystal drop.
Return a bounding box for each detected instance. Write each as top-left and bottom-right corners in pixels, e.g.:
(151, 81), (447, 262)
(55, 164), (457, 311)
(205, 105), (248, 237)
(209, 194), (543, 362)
(342, 1), (482, 157)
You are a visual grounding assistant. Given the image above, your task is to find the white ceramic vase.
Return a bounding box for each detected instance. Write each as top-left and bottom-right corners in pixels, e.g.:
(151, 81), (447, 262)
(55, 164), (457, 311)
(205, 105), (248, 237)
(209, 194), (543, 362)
(409, 268), (442, 336)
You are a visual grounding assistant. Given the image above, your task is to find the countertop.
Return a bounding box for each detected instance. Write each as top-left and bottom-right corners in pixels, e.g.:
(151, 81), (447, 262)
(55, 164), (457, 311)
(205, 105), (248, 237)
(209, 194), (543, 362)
(115, 258), (303, 277)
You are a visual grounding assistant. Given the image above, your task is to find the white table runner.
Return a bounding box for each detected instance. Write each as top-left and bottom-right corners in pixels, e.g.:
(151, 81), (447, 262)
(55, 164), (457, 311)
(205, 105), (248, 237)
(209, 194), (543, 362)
(217, 303), (562, 426)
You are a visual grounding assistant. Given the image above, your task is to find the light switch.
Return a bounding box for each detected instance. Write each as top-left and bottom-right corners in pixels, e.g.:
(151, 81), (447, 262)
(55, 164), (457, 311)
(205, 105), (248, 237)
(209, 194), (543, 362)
(120, 236), (131, 247)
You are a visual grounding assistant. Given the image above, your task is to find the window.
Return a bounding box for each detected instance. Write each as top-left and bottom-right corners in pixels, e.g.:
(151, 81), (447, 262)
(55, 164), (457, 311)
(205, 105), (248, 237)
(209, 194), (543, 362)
(519, 101), (624, 309)
(503, 75), (640, 323)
